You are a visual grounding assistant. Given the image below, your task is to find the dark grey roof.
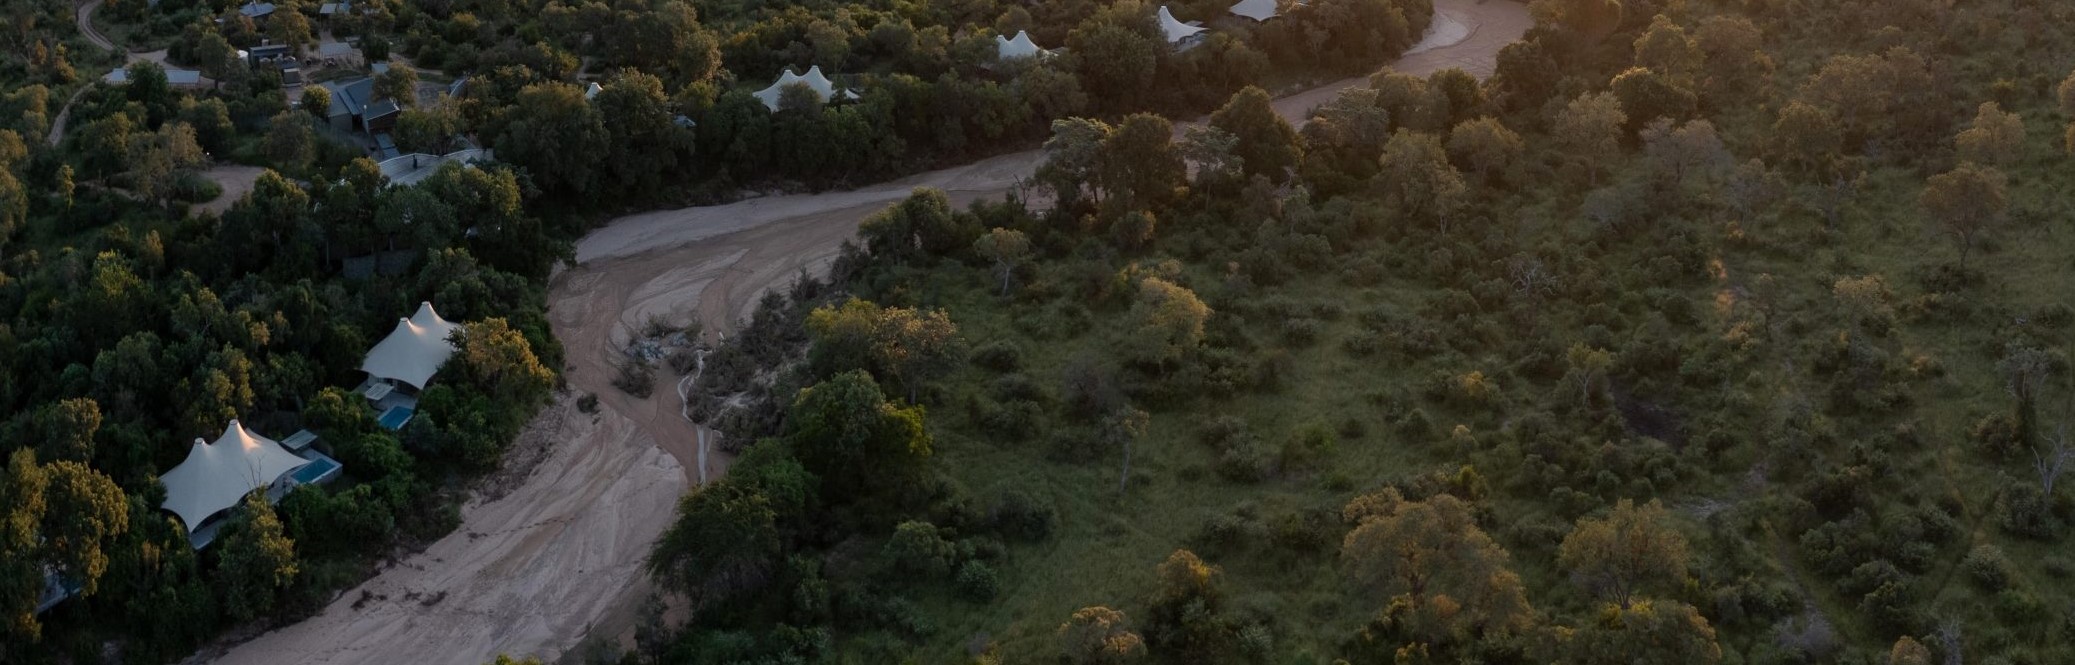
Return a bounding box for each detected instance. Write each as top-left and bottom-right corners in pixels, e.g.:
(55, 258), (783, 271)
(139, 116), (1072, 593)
(323, 77), (375, 117)
(363, 98), (402, 121)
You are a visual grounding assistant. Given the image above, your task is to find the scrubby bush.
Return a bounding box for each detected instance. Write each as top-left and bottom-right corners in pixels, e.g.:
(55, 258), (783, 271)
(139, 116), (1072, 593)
(987, 489), (1056, 541)
(955, 561), (1000, 601)
(971, 341), (1025, 372)
(1282, 317), (1322, 346)
(1964, 544), (2014, 591)
(884, 521), (958, 577)
(613, 361), (656, 398)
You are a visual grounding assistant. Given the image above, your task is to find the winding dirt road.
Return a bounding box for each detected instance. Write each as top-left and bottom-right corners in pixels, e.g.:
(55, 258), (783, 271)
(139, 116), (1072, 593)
(199, 2), (1529, 663)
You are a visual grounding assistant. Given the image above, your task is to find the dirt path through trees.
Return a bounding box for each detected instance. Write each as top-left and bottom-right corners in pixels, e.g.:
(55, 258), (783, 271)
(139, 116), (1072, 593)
(199, 2), (1528, 663)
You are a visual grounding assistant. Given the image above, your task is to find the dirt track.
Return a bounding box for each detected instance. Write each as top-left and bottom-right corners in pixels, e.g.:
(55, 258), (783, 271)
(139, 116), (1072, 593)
(199, 2), (1528, 663)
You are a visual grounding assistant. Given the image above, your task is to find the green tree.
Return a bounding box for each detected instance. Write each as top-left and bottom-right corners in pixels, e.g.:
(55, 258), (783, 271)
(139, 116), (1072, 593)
(1555, 91), (1626, 186)
(1610, 67), (1696, 129)
(1038, 117), (1112, 206)
(1340, 488), (1533, 641)
(1207, 86), (1302, 182)
(1059, 606), (1147, 664)
(786, 370), (932, 498)
(268, 8), (313, 51)
(972, 227), (1031, 296)
(1557, 499), (1689, 608)
(1954, 101), (2024, 167)
(883, 520), (957, 575)
(595, 70), (695, 197)
(0, 130), (23, 255)
(1376, 129), (1466, 230)
(1631, 15), (1699, 83)
(457, 318), (554, 404)
(299, 85), (332, 121)
(871, 306), (964, 403)
(374, 63), (419, 107)
(1105, 406), (1148, 492)
(1179, 125), (1244, 190)
(79, 112), (136, 178)
(1557, 599), (1722, 665)
(1693, 15), (1772, 103)
(1919, 161), (2007, 267)
(1067, 22), (1159, 113)
(1639, 118), (1728, 190)
(494, 82), (608, 196)
(264, 111), (315, 173)
(1125, 277), (1209, 366)
(393, 104), (462, 154)
(1772, 100), (1840, 176)
(216, 492), (297, 622)
(857, 187), (976, 263)
(1446, 117), (1524, 185)
(128, 122), (205, 205)
(194, 30), (241, 87)
(0, 450), (130, 642)
(33, 398), (103, 463)
(647, 478), (780, 606)
(1146, 548), (1232, 660)
(1098, 114), (1186, 210)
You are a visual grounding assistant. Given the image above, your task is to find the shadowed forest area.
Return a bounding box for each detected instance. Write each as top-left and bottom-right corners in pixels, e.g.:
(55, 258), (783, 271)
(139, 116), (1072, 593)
(639, 0), (2075, 663)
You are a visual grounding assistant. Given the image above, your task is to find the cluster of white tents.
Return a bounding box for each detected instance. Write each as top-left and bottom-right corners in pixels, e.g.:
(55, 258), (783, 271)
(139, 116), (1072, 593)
(752, 2), (1286, 109)
(156, 302), (461, 549)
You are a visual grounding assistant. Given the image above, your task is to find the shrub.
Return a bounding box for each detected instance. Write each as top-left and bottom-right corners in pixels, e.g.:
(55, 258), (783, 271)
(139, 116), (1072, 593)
(1216, 440), (1273, 483)
(1964, 544), (2013, 591)
(2002, 485), (2065, 540)
(980, 399), (1043, 441)
(577, 393), (599, 413)
(1343, 329), (1382, 356)
(1282, 318), (1322, 346)
(971, 341), (1024, 372)
(987, 489), (1056, 541)
(667, 349), (700, 375)
(955, 561), (1000, 601)
(884, 521), (957, 577)
(990, 373), (1046, 403)
(1971, 412), (2023, 458)
(613, 362), (655, 398)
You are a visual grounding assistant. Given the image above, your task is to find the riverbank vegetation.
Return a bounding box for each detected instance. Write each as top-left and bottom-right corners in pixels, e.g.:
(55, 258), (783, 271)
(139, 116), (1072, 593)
(638, 0), (2075, 662)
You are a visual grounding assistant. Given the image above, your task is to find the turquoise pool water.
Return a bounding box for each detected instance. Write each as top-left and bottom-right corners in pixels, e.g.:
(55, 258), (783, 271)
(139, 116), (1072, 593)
(377, 405), (414, 430)
(291, 456), (340, 485)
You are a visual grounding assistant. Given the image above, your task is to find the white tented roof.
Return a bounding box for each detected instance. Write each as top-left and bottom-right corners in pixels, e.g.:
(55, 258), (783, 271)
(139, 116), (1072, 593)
(995, 31), (1048, 60)
(360, 301), (462, 390)
(1158, 6), (1207, 44)
(752, 66), (852, 111)
(160, 420), (310, 532)
(1228, 0), (1278, 21)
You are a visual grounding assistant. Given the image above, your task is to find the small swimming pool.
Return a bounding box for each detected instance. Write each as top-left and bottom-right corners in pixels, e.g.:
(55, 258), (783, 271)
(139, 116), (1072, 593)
(377, 405), (415, 430)
(291, 455), (341, 485)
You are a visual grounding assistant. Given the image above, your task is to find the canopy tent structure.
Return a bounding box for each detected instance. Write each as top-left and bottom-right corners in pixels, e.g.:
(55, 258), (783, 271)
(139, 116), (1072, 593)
(1157, 6), (1207, 45)
(995, 31), (1050, 60)
(159, 420), (311, 534)
(752, 66), (855, 111)
(360, 301), (462, 391)
(1228, 0), (1280, 21)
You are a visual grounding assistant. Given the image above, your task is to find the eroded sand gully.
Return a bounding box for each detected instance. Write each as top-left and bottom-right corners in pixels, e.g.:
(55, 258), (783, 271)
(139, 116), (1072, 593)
(197, 2), (1528, 663)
